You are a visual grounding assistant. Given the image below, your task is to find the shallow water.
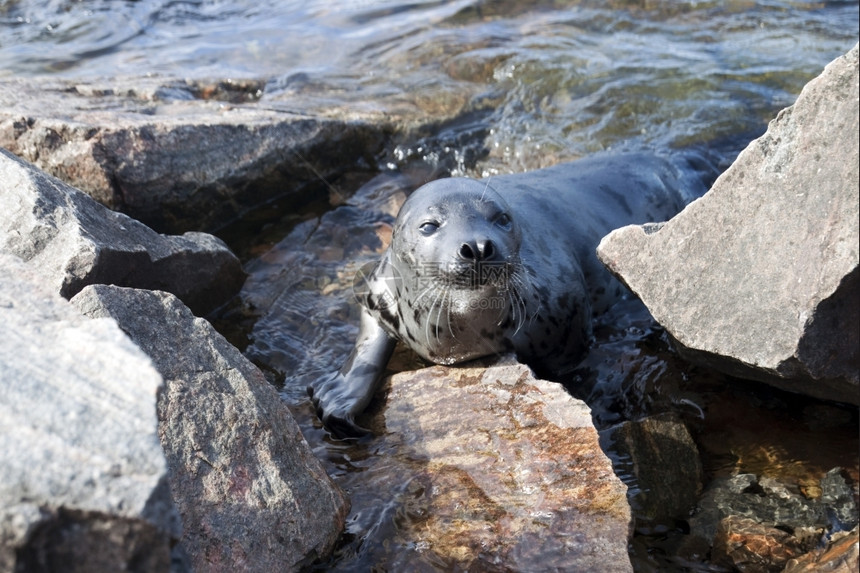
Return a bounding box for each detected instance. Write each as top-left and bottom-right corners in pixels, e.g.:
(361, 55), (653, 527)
(4, 0), (858, 570)
(3, 0), (858, 175)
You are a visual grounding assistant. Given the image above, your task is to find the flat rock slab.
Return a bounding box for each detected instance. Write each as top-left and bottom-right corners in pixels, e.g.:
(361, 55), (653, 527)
(0, 75), (478, 233)
(0, 149), (244, 315)
(71, 285), (349, 571)
(0, 254), (179, 573)
(367, 358), (632, 572)
(597, 44), (859, 405)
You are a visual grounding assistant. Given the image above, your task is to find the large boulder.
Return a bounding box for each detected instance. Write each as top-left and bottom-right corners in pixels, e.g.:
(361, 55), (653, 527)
(0, 254), (180, 573)
(354, 358), (632, 572)
(71, 285), (349, 571)
(0, 149), (244, 315)
(597, 44), (859, 405)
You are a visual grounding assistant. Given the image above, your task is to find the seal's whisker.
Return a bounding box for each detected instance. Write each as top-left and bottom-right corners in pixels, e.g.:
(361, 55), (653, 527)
(423, 285), (439, 345)
(512, 266), (539, 328)
(507, 270), (534, 335)
(414, 283), (438, 307)
(446, 288), (457, 341)
(437, 287), (450, 343)
(480, 177), (493, 203)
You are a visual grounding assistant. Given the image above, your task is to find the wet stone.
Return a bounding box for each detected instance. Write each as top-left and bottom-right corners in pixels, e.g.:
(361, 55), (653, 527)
(367, 357), (633, 572)
(234, 173), (410, 397)
(681, 469), (859, 568)
(713, 516), (811, 573)
(600, 412), (703, 526)
(821, 468), (860, 531)
(0, 75), (480, 234)
(783, 526), (859, 573)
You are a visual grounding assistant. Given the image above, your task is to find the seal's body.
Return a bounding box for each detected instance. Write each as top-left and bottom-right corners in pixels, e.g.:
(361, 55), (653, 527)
(310, 152), (708, 435)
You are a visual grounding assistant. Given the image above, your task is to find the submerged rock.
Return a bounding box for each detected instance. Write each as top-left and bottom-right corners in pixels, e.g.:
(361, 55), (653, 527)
(0, 254), (180, 573)
(597, 44), (859, 405)
(364, 358), (632, 572)
(0, 149), (244, 315)
(600, 412), (703, 526)
(713, 516), (811, 573)
(682, 470), (858, 571)
(71, 285), (349, 571)
(783, 526), (859, 573)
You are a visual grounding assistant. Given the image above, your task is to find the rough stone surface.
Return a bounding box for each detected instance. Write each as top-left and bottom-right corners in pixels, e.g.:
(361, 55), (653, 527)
(0, 149), (244, 315)
(684, 470), (858, 561)
(600, 412), (703, 525)
(713, 516), (810, 573)
(596, 44), (860, 405)
(70, 285), (349, 571)
(0, 76), (477, 233)
(360, 357), (632, 572)
(783, 526), (859, 573)
(0, 254), (180, 573)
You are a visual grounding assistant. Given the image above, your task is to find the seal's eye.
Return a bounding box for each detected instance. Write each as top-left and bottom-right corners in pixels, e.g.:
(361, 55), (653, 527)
(419, 221), (439, 236)
(495, 213), (512, 230)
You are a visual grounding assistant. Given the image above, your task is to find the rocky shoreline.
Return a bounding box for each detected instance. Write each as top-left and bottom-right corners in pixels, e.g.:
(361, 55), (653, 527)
(1, 43), (857, 573)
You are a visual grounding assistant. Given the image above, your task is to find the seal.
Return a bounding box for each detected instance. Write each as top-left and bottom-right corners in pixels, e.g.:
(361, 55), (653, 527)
(309, 151), (710, 435)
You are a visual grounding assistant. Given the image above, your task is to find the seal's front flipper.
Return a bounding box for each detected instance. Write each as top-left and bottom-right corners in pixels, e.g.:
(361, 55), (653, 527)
(308, 307), (396, 437)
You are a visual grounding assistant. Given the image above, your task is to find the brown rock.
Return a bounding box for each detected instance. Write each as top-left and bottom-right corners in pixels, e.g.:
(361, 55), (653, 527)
(713, 516), (810, 573)
(783, 526), (859, 573)
(369, 357), (632, 572)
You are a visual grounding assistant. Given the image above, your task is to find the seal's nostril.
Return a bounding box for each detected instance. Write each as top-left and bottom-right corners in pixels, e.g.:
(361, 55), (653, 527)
(459, 243), (475, 260)
(482, 240), (494, 260)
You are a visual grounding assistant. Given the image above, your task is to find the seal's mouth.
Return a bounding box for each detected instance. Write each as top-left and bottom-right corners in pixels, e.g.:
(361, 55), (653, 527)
(437, 260), (516, 291)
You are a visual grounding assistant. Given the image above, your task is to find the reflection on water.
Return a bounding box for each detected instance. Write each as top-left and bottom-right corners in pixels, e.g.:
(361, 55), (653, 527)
(574, 297), (859, 570)
(2, 0), (857, 176)
(4, 0), (858, 570)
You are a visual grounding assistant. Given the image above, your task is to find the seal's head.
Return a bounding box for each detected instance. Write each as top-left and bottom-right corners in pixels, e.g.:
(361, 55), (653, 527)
(391, 177), (522, 287)
(364, 177), (531, 364)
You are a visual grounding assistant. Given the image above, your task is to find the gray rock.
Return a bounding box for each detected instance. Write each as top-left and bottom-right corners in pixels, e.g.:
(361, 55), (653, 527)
(0, 149), (244, 315)
(600, 413), (703, 525)
(0, 76), (477, 233)
(597, 44), (859, 405)
(684, 469), (859, 573)
(71, 285), (349, 571)
(0, 254), (180, 573)
(356, 357), (633, 572)
(821, 468), (860, 531)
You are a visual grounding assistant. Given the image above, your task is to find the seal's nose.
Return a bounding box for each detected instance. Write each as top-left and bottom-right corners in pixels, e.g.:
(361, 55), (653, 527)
(459, 239), (495, 261)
